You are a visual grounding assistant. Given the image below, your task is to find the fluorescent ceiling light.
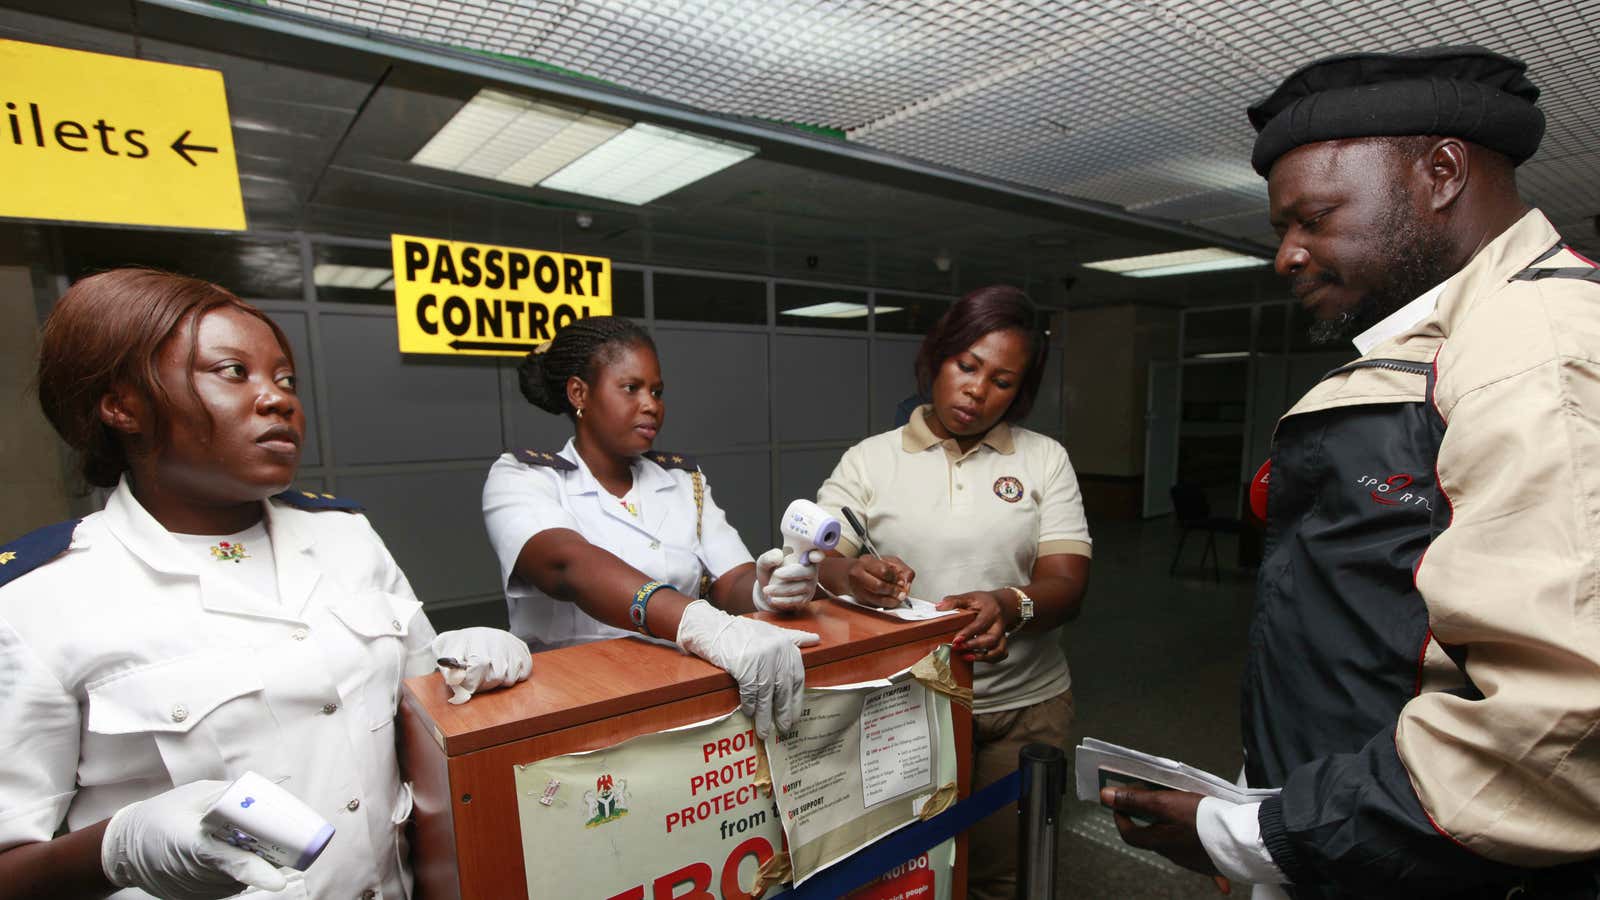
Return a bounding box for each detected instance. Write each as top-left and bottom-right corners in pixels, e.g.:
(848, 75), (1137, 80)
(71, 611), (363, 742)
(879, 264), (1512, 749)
(411, 88), (629, 186)
(1083, 247), (1269, 278)
(313, 264), (393, 290)
(1193, 351), (1250, 359)
(781, 301), (903, 319)
(540, 122), (757, 205)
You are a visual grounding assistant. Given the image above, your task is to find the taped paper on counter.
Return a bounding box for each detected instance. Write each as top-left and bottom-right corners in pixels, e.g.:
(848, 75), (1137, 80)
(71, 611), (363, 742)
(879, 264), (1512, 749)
(752, 849), (792, 895)
(911, 644), (972, 708)
(915, 781), (958, 820)
(763, 648), (960, 895)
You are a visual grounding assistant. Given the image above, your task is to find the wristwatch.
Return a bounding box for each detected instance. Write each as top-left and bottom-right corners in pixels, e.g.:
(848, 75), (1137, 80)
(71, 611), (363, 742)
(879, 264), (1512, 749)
(1004, 586), (1034, 638)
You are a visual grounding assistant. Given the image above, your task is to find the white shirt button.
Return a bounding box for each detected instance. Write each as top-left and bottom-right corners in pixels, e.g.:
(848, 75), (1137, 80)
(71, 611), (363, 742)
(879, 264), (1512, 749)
(956, 483), (965, 491)
(170, 705), (188, 723)
(291, 628), (309, 641)
(390, 620), (402, 631)
(322, 702), (339, 715)
(346, 798), (361, 811)
(649, 540), (660, 550)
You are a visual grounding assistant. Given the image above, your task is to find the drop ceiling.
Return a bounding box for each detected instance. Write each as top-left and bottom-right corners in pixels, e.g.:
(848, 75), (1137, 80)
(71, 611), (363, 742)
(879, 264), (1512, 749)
(258, 0), (1600, 253)
(4, 0), (1595, 306)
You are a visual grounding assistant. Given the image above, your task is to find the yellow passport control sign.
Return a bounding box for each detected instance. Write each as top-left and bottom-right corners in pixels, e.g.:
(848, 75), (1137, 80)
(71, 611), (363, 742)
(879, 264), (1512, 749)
(390, 235), (612, 357)
(0, 39), (245, 231)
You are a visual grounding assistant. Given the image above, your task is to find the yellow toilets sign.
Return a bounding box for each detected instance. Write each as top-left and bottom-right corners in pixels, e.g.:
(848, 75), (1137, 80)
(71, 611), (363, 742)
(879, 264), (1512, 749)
(390, 235), (612, 357)
(0, 39), (244, 230)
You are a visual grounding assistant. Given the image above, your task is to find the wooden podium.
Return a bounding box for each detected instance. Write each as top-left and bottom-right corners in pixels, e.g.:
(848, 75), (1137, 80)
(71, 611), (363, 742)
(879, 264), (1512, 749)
(399, 601), (974, 899)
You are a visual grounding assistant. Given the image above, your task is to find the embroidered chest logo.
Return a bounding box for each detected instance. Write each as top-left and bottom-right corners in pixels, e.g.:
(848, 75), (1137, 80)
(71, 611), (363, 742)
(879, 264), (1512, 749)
(1356, 473), (1431, 509)
(584, 773), (630, 828)
(993, 476), (1024, 503)
(0, 551), (15, 565)
(209, 541), (249, 563)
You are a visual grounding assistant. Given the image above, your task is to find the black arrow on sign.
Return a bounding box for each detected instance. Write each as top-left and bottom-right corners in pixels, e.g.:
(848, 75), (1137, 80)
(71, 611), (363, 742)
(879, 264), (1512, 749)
(170, 130), (219, 167)
(447, 339), (542, 353)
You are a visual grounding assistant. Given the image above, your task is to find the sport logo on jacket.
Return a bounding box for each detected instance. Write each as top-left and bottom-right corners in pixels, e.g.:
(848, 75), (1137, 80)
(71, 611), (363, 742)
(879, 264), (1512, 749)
(1355, 473), (1431, 509)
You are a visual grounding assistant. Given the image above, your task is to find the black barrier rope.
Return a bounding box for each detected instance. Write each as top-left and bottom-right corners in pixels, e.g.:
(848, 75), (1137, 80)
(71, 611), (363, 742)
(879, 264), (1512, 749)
(775, 769), (1022, 899)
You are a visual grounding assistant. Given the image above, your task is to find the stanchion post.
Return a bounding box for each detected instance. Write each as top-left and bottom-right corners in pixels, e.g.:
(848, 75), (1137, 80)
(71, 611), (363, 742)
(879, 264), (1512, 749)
(1015, 742), (1066, 900)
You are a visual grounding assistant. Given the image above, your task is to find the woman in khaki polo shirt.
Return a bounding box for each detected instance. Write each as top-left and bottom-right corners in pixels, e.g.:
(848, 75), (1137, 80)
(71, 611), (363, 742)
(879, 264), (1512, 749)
(815, 285), (1091, 900)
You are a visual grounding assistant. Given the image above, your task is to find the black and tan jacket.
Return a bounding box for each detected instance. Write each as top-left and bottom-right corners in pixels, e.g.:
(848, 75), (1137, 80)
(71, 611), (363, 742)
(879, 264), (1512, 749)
(1245, 210), (1600, 898)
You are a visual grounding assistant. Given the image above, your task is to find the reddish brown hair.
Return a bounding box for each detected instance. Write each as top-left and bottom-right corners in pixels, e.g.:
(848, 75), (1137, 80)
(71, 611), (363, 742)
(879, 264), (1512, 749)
(915, 285), (1049, 422)
(36, 268), (294, 488)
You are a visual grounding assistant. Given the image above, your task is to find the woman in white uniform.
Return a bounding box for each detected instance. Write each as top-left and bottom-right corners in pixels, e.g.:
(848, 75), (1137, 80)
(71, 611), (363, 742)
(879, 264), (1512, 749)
(482, 316), (820, 738)
(0, 269), (530, 900)
(813, 286), (1092, 900)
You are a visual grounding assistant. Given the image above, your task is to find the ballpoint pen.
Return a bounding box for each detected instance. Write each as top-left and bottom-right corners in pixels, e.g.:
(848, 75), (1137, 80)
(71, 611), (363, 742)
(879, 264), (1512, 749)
(840, 506), (911, 608)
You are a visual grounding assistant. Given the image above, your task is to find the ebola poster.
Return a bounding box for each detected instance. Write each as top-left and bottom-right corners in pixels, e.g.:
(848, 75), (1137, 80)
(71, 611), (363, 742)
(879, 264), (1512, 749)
(765, 661), (958, 891)
(514, 711), (784, 900)
(512, 650), (957, 900)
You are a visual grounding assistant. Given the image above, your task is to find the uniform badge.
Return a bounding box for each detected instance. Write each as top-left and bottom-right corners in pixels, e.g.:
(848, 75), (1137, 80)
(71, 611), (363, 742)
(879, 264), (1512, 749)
(209, 541), (250, 563)
(993, 476), (1024, 503)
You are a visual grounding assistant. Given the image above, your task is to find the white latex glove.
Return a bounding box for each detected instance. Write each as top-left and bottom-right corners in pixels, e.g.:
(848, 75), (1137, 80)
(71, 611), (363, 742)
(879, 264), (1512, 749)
(432, 627), (533, 704)
(675, 599), (819, 737)
(101, 780), (288, 900)
(753, 547), (821, 614)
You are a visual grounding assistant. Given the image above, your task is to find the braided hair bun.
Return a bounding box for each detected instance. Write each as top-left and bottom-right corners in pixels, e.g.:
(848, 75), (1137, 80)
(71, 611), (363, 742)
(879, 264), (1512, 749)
(517, 316), (653, 417)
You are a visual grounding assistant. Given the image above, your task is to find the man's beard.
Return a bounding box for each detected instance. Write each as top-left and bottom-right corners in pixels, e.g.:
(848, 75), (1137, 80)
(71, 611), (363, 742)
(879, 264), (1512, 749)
(1308, 197), (1457, 345)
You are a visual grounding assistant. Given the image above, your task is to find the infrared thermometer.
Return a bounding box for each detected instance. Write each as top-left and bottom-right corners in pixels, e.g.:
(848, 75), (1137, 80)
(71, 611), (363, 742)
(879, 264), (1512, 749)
(202, 771), (334, 871)
(780, 499), (841, 569)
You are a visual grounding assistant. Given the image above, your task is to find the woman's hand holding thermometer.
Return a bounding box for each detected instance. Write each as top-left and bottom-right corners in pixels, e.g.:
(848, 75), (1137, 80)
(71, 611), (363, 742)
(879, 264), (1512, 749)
(754, 499), (840, 613)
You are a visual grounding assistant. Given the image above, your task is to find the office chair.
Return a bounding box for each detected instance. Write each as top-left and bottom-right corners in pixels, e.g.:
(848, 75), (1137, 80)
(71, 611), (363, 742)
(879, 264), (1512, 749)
(1169, 482), (1244, 582)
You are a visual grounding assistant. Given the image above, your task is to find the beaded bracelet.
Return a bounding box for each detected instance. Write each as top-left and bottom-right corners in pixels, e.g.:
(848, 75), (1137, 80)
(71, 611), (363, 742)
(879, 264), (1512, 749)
(629, 580), (670, 637)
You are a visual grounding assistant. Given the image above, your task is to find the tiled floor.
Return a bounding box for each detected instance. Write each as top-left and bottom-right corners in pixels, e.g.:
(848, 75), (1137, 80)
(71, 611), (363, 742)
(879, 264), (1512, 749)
(1055, 515), (1258, 898)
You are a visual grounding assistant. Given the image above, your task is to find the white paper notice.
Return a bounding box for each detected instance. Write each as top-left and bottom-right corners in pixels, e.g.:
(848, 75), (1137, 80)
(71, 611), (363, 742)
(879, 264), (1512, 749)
(766, 661), (957, 888)
(828, 594), (960, 621)
(859, 683), (933, 807)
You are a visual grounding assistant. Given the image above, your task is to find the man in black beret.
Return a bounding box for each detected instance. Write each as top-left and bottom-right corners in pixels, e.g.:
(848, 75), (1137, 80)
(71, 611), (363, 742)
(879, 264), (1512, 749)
(1104, 47), (1600, 898)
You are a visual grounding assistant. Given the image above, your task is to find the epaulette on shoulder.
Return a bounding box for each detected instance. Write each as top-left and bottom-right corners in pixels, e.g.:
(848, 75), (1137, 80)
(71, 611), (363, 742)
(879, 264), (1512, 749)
(0, 519), (81, 589)
(272, 489), (364, 512)
(515, 449), (577, 471)
(645, 451), (699, 472)
(1510, 265), (1600, 285)
(1510, 244), (1600, 285)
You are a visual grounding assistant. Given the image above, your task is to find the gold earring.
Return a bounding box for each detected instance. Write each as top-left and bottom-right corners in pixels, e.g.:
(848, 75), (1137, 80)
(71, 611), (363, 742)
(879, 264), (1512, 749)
(576, 407), (584, 419)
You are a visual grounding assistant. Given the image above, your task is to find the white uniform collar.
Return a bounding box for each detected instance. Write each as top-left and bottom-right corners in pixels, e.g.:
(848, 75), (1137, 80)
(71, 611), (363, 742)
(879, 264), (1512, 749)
(263, 494), (321, 617)
(558, 437), (676, 496)
(102, 476), (316, 620)
(1352, 280), (1447, 355)
(101, 477), (200, 578)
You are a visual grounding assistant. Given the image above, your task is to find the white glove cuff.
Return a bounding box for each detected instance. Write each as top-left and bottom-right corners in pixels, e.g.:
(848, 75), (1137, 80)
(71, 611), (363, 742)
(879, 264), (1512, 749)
(101, 802), (138, 888)
(675, 599), (730, 655)
(751, 577), (775, 613)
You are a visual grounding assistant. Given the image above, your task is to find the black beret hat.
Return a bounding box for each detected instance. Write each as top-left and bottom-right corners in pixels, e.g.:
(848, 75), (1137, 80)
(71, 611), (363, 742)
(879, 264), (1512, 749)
(1248, 45), (1544, 176)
